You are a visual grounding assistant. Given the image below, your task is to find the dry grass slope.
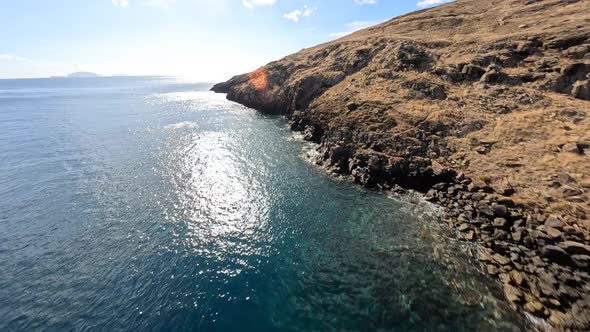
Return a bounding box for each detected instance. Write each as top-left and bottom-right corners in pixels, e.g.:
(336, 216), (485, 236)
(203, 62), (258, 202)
(212, 0), (590, 329)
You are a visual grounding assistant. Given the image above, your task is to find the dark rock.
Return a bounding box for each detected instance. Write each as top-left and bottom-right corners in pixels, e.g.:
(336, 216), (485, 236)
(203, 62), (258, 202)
(561, 185), (583, 196)
(346, 102), (359, 111)
(515, 40), (539, 56)
(424, 189), (438, 202)
(475, 146), (488, 154)
(558, 241), (590, 256)
(497, 196), (515, 207)
(542, 245), (571, 264)
(492, 204), (508, 218)
(571, 80), (590, 100)
(572, 255), (590, 269)
(472, 193), (484, 201)
(432, 182), (447, 190)
(494, 229), (509, 241)
(480, 66), (510, 84)
(461, 64), (485, 80)
(466, 182), (478, 192)
(479, 204), (494, 217)
(545, 34), (588, 50)
(393, 42), (432, 71)
(561, 142), (582, 154)
(565, 44), (590, 59)
(402, 80), (447, 100)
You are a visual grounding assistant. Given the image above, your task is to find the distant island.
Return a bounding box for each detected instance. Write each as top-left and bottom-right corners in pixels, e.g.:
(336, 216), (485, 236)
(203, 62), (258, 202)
(67, 72), (102, 78)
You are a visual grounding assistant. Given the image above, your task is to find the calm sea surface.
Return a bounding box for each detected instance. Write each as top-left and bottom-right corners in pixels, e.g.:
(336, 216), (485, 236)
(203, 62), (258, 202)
(0, 77), (525, 331)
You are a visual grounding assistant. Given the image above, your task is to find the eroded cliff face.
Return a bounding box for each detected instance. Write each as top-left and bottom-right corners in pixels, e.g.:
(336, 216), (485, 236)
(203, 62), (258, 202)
(212, 0), (590, 329)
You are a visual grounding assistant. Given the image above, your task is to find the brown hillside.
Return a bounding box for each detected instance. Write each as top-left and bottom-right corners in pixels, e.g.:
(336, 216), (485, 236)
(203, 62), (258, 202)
(212, 0), (590, 330)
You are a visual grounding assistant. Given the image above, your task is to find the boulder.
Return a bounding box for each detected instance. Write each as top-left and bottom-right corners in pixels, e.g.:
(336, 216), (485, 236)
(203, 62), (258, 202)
(430, 160), (446, 176)
(545, 216), (565, 229)
(479, 204), (494, 217)
(479, 251), (493, 262)
(558, 241), (590, 256)
(461, 64), (485, 80)
(346, 102), (359, 111)
(571, 80), (590, 100)
(561, 142), (582, 154)
(504, 284), (524, 303)
(402, 80), (447, 100)
(457, 223), (470, 232)
(494, 217), (508, 228)
(524, 300), (545, 314)
(561, 185), (583, 196)
(512, 229), (524, 242)
(492, 253), (511, 266)
(393, 42), (432, 71)
(492, 204), (508, 218)
(511, 271), (525, 286)
(544, 226), (563, 240)
(572, 255), (590, 269)
(542, 245), (571, 265)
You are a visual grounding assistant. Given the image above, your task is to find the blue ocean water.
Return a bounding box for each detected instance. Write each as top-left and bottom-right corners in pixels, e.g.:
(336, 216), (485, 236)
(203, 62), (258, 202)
(0, 77), (525, 331)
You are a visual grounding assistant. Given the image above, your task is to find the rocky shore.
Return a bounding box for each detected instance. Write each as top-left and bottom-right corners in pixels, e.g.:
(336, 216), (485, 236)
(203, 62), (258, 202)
(212, 0), (590, 330)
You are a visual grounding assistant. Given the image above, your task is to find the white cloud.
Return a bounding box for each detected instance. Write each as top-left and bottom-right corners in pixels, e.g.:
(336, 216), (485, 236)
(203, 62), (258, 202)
(141, 0), (176, 8)
(283, 5), (314, 23)
(354, 0), (376, 5)
(283, 10), (302, 22)
(112, 0), (178, 9)
(416, 0), (454, 8)
(0, 54), (29, 62)
(242, 0), (276, 9)
(112, 0), (129, 8)
(328, 20), (383, 38)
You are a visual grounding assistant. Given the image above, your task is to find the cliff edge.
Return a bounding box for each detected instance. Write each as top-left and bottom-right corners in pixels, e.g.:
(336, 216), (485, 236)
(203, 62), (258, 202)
(212, 0), (590, 329)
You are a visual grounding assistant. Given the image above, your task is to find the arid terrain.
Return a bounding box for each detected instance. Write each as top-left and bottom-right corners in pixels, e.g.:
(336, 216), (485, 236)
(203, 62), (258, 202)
(212, 0), (590, 330)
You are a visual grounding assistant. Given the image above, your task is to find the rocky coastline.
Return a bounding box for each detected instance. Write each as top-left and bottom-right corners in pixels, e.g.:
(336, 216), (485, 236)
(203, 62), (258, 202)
(212, 0), (590, 330)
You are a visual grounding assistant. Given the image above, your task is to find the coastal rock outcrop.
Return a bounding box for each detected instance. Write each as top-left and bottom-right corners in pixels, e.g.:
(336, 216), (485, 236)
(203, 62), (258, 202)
(212, 0), (590, 329)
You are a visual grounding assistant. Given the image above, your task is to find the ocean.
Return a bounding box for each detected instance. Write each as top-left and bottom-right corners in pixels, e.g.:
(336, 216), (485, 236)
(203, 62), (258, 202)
(0, 76), (524, 331)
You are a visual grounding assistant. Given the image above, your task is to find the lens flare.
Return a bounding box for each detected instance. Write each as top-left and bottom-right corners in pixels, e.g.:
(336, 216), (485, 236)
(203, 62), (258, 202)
(248, 68), (268, 91)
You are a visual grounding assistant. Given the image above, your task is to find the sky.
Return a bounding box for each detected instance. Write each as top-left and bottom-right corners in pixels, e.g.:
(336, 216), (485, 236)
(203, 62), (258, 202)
(0, 0), (453, 81)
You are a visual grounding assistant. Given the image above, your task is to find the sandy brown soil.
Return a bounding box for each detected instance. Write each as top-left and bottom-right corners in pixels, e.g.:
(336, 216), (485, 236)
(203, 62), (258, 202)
(212, 0), (590, 330)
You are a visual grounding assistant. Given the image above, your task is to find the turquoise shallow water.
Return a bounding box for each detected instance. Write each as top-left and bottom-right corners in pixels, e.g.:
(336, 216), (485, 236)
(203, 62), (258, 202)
(0, 77), (524, 331)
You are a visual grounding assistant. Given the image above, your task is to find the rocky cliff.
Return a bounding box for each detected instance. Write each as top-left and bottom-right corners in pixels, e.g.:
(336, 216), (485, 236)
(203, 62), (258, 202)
(212, 0), (590, 329)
